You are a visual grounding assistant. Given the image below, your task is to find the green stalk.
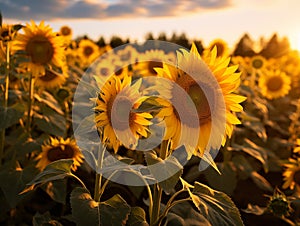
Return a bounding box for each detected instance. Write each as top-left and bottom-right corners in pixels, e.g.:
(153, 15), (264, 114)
(94, 144), (105, 202)
(26, 73), (35, 135)
(0, 44), (10, 166)
(150, 139), (170, 226)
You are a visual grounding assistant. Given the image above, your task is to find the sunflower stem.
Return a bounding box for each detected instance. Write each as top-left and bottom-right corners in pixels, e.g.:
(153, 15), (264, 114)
(94, 144), (105, 202)
(150, 140), (170, 226)
(0, 43), (10, 166)
(26, 73), (35, 136)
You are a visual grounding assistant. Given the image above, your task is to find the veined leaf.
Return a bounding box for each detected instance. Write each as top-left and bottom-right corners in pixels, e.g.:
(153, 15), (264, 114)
(126, 207), (149, 226)
(70, 187), (130, 226)
(21, 159), (74, 194)
(191, 182), (244, 226)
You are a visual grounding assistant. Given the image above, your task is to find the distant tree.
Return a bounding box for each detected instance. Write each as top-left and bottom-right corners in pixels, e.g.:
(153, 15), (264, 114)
(96, 36), (106, 47)
(109, 36), (125, 48)
(233, 33), (256, 57)
(145, 32), (155, 40)
(259, 33), (290, 58)
(158, 32), (167, 41)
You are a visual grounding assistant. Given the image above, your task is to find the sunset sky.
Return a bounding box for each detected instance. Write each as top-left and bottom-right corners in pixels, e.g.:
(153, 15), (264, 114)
(2, 0), (300, 50)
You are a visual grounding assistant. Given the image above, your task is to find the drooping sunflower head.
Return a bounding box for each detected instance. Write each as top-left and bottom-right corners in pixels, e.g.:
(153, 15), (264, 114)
(35, 67), (68, 89)
(259, 69), (291, 99)
(155, 44), (246, 158)
(282, 158), (300, 190)
(36, 137), (84, 171)
(94, 75), (152, 152)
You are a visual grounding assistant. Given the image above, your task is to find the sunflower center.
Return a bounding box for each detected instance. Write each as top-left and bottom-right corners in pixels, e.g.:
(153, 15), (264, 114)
(39, 70), (58, 81)
(46, 145), (74, 162)
(266, 76), (283, 92)
(148, 60), (163, 75)
(115, 67), (123, 76)
(60, 26), (71, 36)
(187, 84), (211, 124)
(293, 170), (300, 186)
(100, 67), (109, 76)
(172, 73), (211, 127)
(252, 59), (263, 69)
(26, 35), (54, 65)
(110, 96), (134, 131)
(84, 46), (94, 57)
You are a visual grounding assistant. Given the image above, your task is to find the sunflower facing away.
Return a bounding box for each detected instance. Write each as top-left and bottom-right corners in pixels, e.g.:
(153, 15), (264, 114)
(94, 75), (153, 152)
(155, 44), (246, 159)
(36, 137), (84, 171)
(12, 21), (66, 77)
(35, 67), (67, 89)
(282, 158), (300, 190)
(258, 69), (291, 99)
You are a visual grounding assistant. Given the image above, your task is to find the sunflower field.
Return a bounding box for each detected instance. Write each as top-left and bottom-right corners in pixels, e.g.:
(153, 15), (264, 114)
(1, 15), (300, 226)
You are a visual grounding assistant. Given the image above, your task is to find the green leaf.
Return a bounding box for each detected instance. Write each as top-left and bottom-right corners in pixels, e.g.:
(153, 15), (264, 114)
(191, 182), (244, 226)
(35, 91), (64, 115)
(232, 155), (254, 179)
(22, 159), (73, 194)
(70, 187), (131, 226)
(12, 24), (24, 32)
(126, 207), (149, 226)
(145, 151), (183, 194)
(33, 212), (63, 226)
(0, 165), (38, 208)
(132, 97), (163, 113)
(0, 103), (25, 129)
(34, 106), (67, 137)
(250, 171), (273, 192)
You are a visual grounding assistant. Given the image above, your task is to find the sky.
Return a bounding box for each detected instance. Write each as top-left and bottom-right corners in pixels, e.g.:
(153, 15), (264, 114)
(1, 0), (300, 50)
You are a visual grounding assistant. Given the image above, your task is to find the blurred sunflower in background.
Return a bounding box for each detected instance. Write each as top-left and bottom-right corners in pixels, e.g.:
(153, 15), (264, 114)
(59, 25), (72, 43)
(35, 67), (68, 89)
(94, 75), (152, 152)
(12, 21), (66, 77)
(249, 55), (267, 71)
(77, 39), (100, 67)
(282, 158), (300, 190)
(134, 49), (176, 77)
(155, 44), (246, 158)
(258, 69), (291, 99)
(36, 137), (84, 171)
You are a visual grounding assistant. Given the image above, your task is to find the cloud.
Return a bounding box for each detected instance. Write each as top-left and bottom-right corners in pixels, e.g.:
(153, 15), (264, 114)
(0, 0), (233, 21)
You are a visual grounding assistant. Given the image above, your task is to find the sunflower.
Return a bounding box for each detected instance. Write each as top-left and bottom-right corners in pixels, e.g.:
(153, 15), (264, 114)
(94, 75), (153, 152)
(59, 25), (72, 41)
(249, 55), (267, 71)
(36, 137), (84, 171)
(282, 158), (300, 190)
(134, 49), (176, 77)
(155, 44), (246, 158)
(258, 69), (291, 99)
(115, 45), (138, 64)
(35, 67), (67, 89)
(77, 39), (100, 67)
(12, 20), (66, 77)
(204, 38), (229, 58)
